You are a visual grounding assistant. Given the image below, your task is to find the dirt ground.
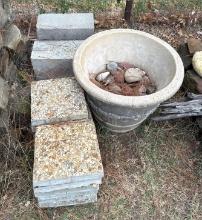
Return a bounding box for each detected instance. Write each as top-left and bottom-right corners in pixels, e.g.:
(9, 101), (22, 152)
(0, 2), (202, 220)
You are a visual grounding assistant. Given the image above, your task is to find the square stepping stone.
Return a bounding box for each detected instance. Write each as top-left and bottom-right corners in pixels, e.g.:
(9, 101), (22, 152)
(31, 78), (88, 128)
(31, 40), (82, 80)
(37, 13), (94, 40)
(33, 120), (104, 187)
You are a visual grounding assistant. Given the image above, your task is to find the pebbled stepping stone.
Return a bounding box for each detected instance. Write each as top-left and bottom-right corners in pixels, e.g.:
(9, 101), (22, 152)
(31, 40), (83, 80)
(31, 77), (88, 128)
(37, 13), (94, 40)
(33, 120), (104, 188)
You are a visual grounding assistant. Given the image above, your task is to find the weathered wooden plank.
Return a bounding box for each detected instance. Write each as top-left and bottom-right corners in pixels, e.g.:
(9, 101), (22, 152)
(153, 112), (202, 121)
(152, 93), (202, 121)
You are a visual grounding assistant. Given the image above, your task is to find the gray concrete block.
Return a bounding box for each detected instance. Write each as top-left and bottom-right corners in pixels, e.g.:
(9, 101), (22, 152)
(38, 192), (97, 208)
(31, 40), (82, 80)
(37, 13), (94, 40)
(34, 184), (99, 198)
(37, 189), (98, 201)
(38, 191), (97, 202)
(34, 179), (102, 194)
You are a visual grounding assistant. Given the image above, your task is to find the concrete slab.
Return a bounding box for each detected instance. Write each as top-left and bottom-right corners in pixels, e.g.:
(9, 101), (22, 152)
(37, 190), (98, 201)
(38, 193), (97, 208)
(33, 120), (104, 187)
(34, 184), (99, 198)
(31, 77), (88, 128)
(31, 41), (82, 80)
(37, 13), (94, 40)
(34, 179), (101, 194)
(38, 191), (97, 202)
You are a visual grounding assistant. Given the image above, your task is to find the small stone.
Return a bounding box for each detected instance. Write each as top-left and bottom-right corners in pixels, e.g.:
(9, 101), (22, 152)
(107, 62), (118, 72)
(177, 43), (189, 56)
(113, 70), (124, 84)
(177, 43), (192, 70)
(183, 69), (202, 94)
(192, 51), (202, 77)
(3, 24), (22, 51)
(118, 62), (135, 70)
(181, 56), (192, 70)
(107, 83), (122, 94)
(90, 76), (103, 88)
(124, 68), (145, 83)
(104, 75), (114, 85)
(96, 71), (110, 82)
(187, 38), (202, 54)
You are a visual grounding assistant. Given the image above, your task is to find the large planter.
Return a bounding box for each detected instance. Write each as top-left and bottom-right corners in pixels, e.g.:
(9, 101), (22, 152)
(73, 29), (184, 133)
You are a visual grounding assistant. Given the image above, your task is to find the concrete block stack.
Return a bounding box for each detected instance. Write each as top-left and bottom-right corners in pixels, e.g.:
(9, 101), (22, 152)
(31, 13), (104, 208)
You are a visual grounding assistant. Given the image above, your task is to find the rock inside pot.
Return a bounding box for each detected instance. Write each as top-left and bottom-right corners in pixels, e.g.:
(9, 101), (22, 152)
(90, 61), (156, 96)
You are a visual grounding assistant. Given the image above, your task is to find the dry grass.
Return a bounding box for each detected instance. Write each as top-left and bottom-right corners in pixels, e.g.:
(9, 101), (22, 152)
(0, 117), (201, 219)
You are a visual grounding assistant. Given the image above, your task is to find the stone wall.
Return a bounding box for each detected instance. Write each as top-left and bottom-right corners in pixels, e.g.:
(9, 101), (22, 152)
(0, 0), (23, 131)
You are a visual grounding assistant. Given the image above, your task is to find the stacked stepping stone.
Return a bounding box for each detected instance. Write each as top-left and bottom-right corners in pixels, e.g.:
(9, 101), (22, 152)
(31, 13), (104, 208)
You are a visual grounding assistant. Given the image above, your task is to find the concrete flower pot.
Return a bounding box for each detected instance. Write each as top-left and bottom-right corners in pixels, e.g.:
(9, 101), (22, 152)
(73, 29), (184, 133)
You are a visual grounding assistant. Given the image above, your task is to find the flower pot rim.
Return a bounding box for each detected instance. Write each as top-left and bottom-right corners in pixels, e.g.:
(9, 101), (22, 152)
(73, 29), (184, 107)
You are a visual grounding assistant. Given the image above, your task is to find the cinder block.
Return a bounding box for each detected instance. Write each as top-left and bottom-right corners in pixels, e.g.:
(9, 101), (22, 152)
(33, 120), (104, 187)
(31, 40), (82, 80)
(37, 13), (94, 40)
(31, 77), (88, 128)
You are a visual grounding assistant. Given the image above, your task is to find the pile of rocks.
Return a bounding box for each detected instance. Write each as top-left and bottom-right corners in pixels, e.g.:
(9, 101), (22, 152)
(178, 38), (202, 93)
(0, 0), (23, 131)
(31, 13), (104, 208)
(90, 61), (156, 96)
